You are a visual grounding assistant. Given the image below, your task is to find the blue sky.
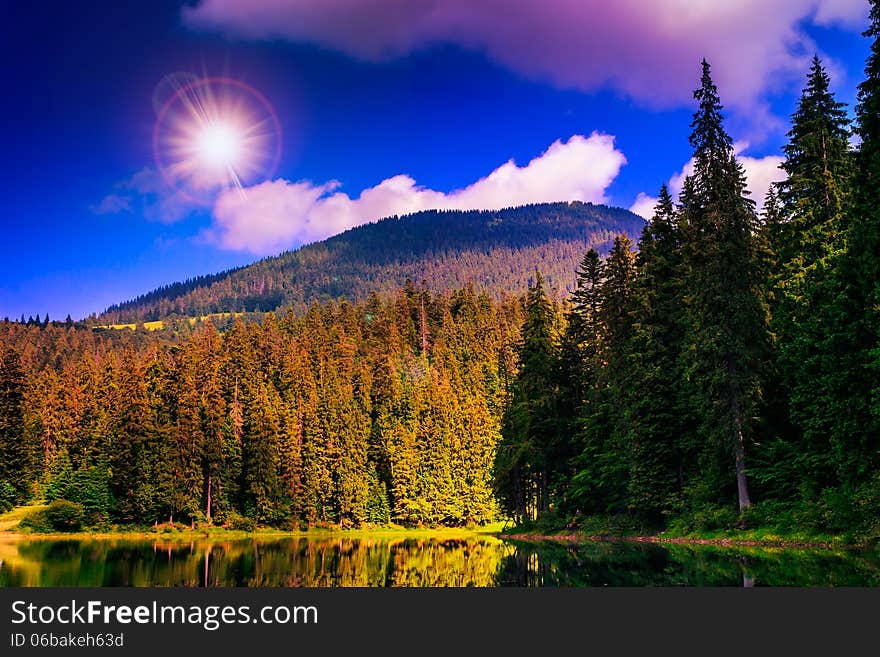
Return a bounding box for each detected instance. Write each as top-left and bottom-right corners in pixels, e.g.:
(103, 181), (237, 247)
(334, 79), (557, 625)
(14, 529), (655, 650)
(0, 0), (872, 320)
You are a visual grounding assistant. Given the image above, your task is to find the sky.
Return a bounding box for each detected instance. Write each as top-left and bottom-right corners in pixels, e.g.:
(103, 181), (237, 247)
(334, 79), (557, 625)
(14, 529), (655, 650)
(0, 0), (873, 320)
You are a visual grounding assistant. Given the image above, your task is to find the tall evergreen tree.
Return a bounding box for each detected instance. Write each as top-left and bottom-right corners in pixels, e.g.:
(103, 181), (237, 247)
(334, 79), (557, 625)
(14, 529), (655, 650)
(626, 188), (684, 519)
(496, 273), (558, 523)
(678, 60), (768, 511)
(556, 249), (604, 510)
(571, 235), (637, 515)
(0, 348), (29, 503)
(837, 0), (880, 484)
(771, 56), (854, 494)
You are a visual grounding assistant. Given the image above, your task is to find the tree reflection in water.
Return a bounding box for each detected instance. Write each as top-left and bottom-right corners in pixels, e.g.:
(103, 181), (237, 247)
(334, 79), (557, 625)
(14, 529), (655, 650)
(0, 537), (877, 587)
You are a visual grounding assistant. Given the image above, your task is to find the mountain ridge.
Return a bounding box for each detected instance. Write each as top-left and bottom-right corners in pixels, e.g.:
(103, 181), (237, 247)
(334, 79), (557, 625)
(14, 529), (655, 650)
(99, 201), (645, 323)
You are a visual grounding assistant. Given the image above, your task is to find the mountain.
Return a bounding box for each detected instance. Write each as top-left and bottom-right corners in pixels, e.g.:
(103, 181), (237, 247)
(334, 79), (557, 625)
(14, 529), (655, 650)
(98, 202), (645, 323)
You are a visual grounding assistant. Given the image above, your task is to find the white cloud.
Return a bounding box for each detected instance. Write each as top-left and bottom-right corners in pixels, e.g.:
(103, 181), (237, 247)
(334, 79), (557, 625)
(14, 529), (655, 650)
(629, 192), (659, 220)
(121, 168), (203, 224)
(632, 144), (785, 219)
(738, 152), (786, 210)
(205, 133), (627, 254)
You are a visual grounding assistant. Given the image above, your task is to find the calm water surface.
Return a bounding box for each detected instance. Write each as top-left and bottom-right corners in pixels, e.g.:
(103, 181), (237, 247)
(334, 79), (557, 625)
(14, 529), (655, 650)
(1, 535), (878, 587)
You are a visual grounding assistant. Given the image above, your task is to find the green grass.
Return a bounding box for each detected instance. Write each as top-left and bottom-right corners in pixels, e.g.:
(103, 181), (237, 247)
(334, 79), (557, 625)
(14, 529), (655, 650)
(96, 312), (246, 332)
(658, 524), (850, 547)
(4, 500), (864, 548)
(499, 512), (866, 548)
(0, 505), (506, 541)
(0, 503), (49, 532)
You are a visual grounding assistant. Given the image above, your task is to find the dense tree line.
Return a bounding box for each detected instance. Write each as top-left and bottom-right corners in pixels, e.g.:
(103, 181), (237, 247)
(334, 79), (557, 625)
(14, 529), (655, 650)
(0, 284), (520, 527)
(497, 13), (880, 538)
(1, 7), (879, 536)
(98, 203), (643, 323)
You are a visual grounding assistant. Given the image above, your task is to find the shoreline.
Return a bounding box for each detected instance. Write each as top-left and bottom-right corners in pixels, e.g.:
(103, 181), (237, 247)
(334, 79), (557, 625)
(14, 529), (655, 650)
(498, 531), (867, 550)
(0, 527), (869, 551)
(0, 524), (505, 542)
(1, 507), (873, 550)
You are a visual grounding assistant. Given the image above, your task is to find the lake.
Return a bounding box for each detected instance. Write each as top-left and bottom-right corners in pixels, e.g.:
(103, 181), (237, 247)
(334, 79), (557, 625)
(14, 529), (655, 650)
(1, 535), (878, 587)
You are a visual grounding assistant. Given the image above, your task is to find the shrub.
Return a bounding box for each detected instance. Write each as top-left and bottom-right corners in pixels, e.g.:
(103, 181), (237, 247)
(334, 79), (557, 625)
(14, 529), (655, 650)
(739, 500), (793, 531)
(0, 479), (16, 513)
(44, 499), (85, 532)
(46, 457), (113, 522)
(668, 505), (739, 534)
(224, 511), (255, 532)
(18, 509), (51, 533)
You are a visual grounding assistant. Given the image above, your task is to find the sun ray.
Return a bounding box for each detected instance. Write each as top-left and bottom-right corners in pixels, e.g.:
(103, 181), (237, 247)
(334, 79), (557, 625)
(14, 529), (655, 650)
(153, 76), (282, 203)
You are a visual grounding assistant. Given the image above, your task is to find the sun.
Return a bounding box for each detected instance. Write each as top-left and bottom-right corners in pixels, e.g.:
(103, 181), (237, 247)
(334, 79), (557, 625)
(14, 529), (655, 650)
(196, 121), (243, 170)
(153, 76), (282, 200)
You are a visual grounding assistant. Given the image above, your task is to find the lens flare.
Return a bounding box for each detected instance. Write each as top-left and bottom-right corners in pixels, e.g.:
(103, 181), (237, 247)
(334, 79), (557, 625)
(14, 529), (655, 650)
(196, 122), (242, 169)
(153, 76), (282, 202)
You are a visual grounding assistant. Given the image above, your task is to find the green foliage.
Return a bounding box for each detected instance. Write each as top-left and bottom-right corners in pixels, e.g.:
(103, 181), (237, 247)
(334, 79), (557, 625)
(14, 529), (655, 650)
(519, 47), (878, 539)
(667, 505), (740, 534)
(0, 348), (34, 503)
(365, 466), (391, 525)
(223, 510), (256, 532)
(0, 479), (16, 512)
(18, 509), (52, 533)
(767, 56), (856, 499)
(3, 284), (514, 529)
(18, 500), (86, 533)
(99, 203), (644, 324)
(45, 454), (113, 524)
(678, 61), (767, 511)
(44, 499), (85, 532)
(496, 273), (560, 523)
(3, 33), (880, 541)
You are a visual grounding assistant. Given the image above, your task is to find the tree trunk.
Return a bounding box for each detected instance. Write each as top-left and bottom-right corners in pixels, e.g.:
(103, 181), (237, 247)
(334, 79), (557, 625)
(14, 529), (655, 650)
(206, 476), (212, 523)
(728, 357), (751, 510)
(733, 404), (751, 510)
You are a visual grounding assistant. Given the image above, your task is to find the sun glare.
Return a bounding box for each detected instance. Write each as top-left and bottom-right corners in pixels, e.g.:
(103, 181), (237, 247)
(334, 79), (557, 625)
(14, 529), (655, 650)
(196, 122), (242, 169)
(153, 76), (282, 201)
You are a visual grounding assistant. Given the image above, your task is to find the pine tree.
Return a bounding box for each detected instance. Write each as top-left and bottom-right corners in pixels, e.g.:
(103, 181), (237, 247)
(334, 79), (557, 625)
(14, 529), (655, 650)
(0, 348), (29, 503)
(678, 60), (768, 511)
(626, 188), (684, 519)
(771, 56), (854, 495)
(109, 350), (156, 522)
(556, 249), (604, 509)
(495, 273), (559, 523)
(836, 1), (880, 485)
(192, 324), (227, 523)
(242, 380), (283, 525)
(571, 235), (637, 515)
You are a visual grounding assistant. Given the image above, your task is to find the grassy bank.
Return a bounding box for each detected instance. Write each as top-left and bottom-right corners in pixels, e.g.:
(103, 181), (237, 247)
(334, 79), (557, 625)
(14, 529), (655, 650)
(0, 503), (48, 532)
(3, 503), (873, 549)
(0, 505), (506, 541)
(499, 513), (875, 550)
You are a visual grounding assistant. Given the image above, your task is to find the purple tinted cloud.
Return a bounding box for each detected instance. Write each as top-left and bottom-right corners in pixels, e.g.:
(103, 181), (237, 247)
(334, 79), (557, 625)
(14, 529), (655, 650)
(183, 0), (867, 125)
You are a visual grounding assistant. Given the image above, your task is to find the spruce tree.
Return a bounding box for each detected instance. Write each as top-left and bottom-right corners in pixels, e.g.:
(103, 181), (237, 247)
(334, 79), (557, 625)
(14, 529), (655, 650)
(496, 272), (559, 523)
(626, 188), (684, 519)
(838, 0), (880, 484)
(678, 60), (768, 511)
(572, 235), (637, 515)
(771, 56), (854, 494)
(0, 348), (28, 503)
(556, 249), (604, 511)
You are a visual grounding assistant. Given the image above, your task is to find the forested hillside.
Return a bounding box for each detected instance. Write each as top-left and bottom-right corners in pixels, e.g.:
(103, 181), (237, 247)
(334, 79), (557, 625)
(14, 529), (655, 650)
(98, 202), (643, 323)
(496, 38), (880, 539)
(1, 285), (523, 527)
